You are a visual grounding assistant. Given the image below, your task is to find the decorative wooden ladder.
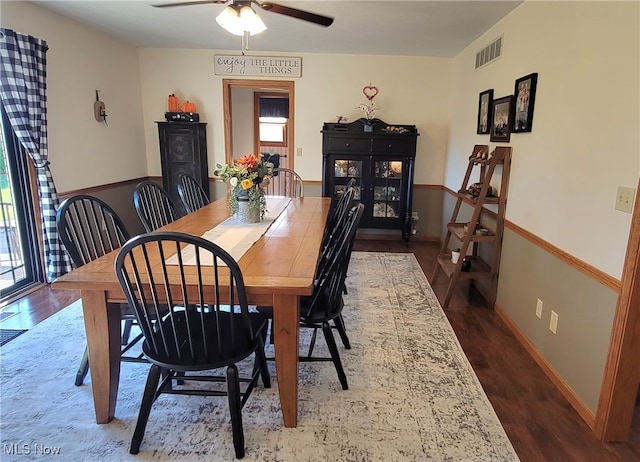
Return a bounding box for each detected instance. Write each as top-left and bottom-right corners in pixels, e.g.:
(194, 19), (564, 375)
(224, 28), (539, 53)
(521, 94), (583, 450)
(432, 145), (512, 309)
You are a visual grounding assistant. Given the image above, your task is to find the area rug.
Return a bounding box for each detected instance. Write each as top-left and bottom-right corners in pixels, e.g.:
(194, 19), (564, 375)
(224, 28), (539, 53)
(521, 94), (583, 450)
(0, 328), (27, 347)
(0, 252), (519, 461)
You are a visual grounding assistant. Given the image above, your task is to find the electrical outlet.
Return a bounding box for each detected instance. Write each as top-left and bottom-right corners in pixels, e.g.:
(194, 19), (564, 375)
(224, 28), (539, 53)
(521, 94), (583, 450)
(536, 299), (543, 319)
(549, 310), (558, 334)
(412, 211), (419, 221)
(615, 186), (635, 213)
(296, 147), (303, 157)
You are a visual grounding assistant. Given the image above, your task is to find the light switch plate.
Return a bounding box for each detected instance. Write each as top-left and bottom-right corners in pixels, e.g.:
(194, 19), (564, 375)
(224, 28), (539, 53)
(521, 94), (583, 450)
(549, 310), (558, 334)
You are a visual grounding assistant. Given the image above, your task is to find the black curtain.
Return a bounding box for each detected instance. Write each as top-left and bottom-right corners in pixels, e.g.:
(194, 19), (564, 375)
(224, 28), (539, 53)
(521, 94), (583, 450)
(259, 97), (289, 118)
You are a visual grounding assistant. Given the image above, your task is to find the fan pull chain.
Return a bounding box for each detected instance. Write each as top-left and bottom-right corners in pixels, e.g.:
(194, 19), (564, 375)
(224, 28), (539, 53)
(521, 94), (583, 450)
(242, 31), (250, 55)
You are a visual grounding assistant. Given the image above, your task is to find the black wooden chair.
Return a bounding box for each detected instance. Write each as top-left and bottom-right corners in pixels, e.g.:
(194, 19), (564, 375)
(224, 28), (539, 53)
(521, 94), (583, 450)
(56, 194), (145, 386)
(316, 181), (357, 348)
(177, 174), (210, 214)
(264, 167), (304, 198)
(133, 181), (179, 232)
(320, 180), (357, 266)
(299, 203), (364, 389)
(260, 184), (357, 349)
(115, 231), (271, 458)
(260, 204), (363, 389)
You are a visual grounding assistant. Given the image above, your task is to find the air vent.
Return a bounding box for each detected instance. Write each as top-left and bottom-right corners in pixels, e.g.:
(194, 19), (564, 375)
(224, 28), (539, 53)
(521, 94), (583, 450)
(475, 35), (503, 70)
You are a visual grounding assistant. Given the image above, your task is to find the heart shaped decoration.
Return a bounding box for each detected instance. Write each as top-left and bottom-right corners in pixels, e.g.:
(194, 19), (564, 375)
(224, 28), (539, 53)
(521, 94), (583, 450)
(363, 85), (378, 101)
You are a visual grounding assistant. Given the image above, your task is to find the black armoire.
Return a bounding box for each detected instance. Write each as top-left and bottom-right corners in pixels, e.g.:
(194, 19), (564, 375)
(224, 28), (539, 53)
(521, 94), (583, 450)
(156, 122), (209, 216)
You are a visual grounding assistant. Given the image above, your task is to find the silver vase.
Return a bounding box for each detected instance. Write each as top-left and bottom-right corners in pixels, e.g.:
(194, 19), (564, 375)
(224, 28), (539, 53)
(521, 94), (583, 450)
(236, 189), (261, 223)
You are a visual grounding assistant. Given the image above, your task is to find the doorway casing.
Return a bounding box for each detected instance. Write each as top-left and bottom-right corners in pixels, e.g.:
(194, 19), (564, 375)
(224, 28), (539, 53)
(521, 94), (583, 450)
(222, 79), (295, 168)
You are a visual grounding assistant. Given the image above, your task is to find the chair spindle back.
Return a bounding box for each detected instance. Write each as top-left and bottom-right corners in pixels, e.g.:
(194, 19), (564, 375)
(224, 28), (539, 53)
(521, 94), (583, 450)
(57, 194), (130, 268)
(265, 168), (304, 198)
(115, 232), (260, 367)
(133, 181), (179, 232)
(177, 174), (210, 214)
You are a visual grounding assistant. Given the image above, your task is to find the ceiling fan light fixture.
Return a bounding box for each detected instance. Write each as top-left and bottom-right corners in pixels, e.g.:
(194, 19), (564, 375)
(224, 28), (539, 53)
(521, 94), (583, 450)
(240, 6), (267, 34)
(216, 4), (267, 37)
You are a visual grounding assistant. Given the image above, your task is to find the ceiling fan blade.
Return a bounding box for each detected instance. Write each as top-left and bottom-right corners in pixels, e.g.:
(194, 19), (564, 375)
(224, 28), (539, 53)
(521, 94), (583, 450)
(152, 0), (227, 8)
(256, 2), (334, 27)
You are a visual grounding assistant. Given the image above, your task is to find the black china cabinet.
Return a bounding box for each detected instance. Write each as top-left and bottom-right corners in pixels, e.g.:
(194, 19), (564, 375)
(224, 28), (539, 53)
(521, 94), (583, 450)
(321, 118), (419, 243)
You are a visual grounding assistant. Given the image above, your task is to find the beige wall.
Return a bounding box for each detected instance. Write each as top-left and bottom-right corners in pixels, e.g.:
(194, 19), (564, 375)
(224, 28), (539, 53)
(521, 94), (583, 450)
(137, 49), (452, 189)
(448, 1), (638, 279)
(447, 1), (639, 414)
(136, 50), (451, 238)
(0, 1), (147, 192)
(230, 87), (255, 158)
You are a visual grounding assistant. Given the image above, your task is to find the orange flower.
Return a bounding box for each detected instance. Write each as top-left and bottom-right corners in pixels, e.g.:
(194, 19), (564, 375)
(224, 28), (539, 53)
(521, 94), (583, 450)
(236, 154), (258, 171)
(241, 179), (254, 190)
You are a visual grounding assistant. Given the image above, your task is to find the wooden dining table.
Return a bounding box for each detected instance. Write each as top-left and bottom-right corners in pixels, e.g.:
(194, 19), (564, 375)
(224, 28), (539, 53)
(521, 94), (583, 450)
(53, 196), (331, 428)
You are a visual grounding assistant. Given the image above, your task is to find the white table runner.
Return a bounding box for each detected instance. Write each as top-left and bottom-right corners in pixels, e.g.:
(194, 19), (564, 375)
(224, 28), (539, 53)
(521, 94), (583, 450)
(167, 196), (290, 266)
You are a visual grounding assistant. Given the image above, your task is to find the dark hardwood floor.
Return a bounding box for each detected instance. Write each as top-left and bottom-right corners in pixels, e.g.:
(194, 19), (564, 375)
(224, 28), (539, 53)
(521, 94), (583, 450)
(1, 240), (639, 461)
(0, 285), (79, 329)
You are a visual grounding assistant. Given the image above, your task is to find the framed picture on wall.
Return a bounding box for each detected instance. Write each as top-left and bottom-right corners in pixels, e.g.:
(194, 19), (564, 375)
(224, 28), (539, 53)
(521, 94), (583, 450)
(476, 89), (493, 135)
(512, 73), (538, 133)
(490, 95), (513, 142)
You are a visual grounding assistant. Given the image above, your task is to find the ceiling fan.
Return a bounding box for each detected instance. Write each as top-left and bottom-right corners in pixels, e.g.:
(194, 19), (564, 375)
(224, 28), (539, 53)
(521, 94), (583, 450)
(152, 1), (334, 28)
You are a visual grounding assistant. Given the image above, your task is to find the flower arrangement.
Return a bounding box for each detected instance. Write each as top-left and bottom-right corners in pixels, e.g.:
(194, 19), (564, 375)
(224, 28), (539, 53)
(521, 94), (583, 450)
(356, 101), (379, 123)
(214, 153), (274, 219)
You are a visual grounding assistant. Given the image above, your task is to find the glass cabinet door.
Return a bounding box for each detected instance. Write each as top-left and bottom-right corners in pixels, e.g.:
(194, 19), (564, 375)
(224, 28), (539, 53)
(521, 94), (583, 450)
(333, 159), (361, 200)
(372, 160), (403, 218)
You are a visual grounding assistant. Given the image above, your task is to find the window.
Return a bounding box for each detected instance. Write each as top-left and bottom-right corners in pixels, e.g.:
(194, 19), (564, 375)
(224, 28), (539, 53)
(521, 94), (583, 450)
(255, 93), (289, 147)
(259, 117), (287, 145)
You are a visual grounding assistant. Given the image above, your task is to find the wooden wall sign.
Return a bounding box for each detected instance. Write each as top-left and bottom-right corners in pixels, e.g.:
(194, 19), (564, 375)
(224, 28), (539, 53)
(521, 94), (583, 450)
(214, 55), (302, 78)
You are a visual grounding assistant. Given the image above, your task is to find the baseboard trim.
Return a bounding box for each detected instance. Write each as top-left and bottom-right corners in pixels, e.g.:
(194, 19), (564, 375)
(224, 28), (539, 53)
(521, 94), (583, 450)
(355, 232), (440, 241)
(494, 303), (597, 430)
(409, 234), (440, 242)
(355, 232), (402, 241)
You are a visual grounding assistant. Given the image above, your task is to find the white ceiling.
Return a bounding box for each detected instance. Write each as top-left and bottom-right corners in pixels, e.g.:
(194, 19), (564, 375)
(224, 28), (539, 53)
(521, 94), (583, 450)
(28, 0), (523, 57)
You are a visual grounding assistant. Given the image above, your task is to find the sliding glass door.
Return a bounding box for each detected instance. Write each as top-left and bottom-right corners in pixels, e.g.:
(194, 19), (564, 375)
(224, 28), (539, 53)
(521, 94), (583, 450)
(0, 107), (42, 301)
